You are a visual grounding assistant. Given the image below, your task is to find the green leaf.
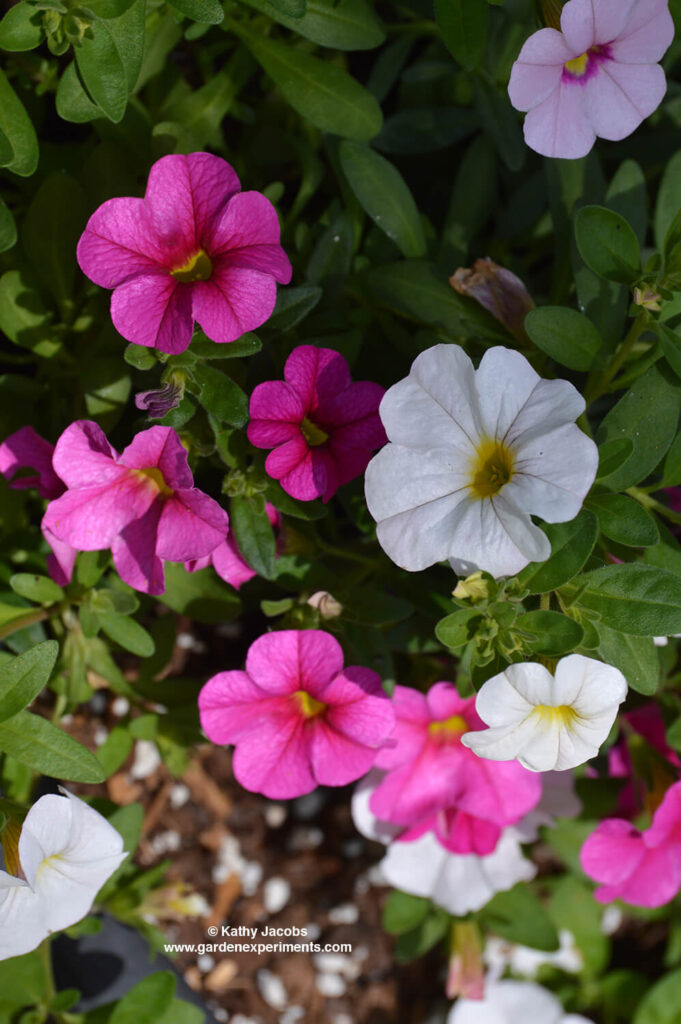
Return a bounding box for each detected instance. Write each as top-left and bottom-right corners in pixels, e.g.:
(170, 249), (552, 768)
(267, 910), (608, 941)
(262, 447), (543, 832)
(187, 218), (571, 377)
(655, 150), (681, 250)
(382, 891), (430, 935)
(524, 306), (602, 371)
(192, 363), (248, 427)
(394, 907), (449, 963)
(482, 884), (559, 952)
(596, 623), (659, 695)
(633, 968), (681, 1024)
(239, 0), (385, 50)
(0, 641), (58, 723)
(606, 159), (647, 247)
(435, 0), (487, 70)
(270, 0), (305, 11)
(9, 574), (64, 605)
(191, 331), (261, 359)
(0, 951), (44, 1014)
(587, 493), (659, 547)
(0, 2), (45, 51)
(596, 438), (634, 480)
(87, 0), (136, 18)
(0, 68), (38, 176)
(158, 563), (241, 623)
(124, 343), (157, 370)
(56, 62), (103, 124)
(0, 710), (106, 782)
(99, 614), (155, 657)
(166, 0), (224, 24)
(107, 0), (147, 91)
(230, 494), (276, 579)
(109, 972), (177, 1024)
(597, 363), (681, 491)
(75, 19), (129, 122)
(435, 608), (483, 650)
(657, 322), (681, 379)
(267, 284), (322, 331)
(474, 75), (524, 172)
(515, 610), (584, 656)
(339, 141), (426, 258)
(578, 563), (681, 635)
(264, 479), (327, 520)
(236, 22), (383, 140)
(516, 510), (599, 594)
(0, 270), (60, 358)
(550, 876), (609, 975)
(574, 205), (641, 284)
(23, 173), (88, 308)
(96, 724), (133, 776)
(0, 196), (16, 253)
(156, 1000), (205, 1024)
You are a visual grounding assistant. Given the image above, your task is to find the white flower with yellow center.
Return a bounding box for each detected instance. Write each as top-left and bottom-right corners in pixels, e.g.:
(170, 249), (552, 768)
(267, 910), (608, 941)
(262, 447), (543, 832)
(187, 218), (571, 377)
(364, 344), (598, 578)
(0, 789), (126, 960)
(461, 655), (628, 772)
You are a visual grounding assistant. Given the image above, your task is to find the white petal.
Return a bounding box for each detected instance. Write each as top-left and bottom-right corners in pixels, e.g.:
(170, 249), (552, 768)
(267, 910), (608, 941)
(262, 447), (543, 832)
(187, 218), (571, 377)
(475, 348), (541, 441)
(448, 495), (550, 579)
(560, 0), (596, 54)
(449, 980), (565, 1024)
(507, 425), (598, 524)
(585, 62), (666, 142)
(350, 772), (400, 844)
(365, 443), (470, 519)
(555, 654), (627, 713)
(0, 873), (48, 960)
(380, 833), (447, 901)
(524, 83), (596, 160)
(506, 378), (586, 446)
(612, 0), (674, 62)
(491, 661), (556, 708)
(592, 0), (636, 43)
(462, 715), (548, 763)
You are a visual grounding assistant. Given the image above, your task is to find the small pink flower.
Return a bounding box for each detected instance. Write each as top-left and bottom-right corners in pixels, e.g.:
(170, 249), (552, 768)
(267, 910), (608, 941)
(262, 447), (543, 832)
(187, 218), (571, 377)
(248, 346), (387, 502)
(77, 153), (292, 353)
(369, 684), (541, 855)
(198, 629), (395, 799)
(508, 0), (674, 159)
(581, 779), (681, 907)
(0, 427), (64, 500)
(42, 421), (228, 595)
(185, 503), (282, 590)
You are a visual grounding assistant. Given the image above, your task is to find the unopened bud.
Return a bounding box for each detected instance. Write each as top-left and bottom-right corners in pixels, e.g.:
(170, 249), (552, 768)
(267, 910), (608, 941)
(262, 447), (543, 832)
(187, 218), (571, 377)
(135, 378), (183, 419)
(307, 591), (343, 619)
(453, 571), (491, 604)
(633, 286), (662, 312)
(446, 921), (484, 1000)
(450, 258), (534, 341)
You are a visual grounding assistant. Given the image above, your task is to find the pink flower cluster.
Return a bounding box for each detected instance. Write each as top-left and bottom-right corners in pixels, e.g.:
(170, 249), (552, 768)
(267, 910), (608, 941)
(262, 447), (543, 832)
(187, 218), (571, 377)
(77, 153), (291, 353)
(0, 424), (274, 595)
(198, 630), (395, 798)
(367, 683), (542, 855)
(248, 346), (386, 503)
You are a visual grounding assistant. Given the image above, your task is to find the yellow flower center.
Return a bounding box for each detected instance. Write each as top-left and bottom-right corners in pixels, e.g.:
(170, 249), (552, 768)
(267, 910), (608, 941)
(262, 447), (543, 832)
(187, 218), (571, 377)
(133, 466), (173, 497)
(301, 417), (329, 447)
(564, 52), (589, 76)
(532, 705), (579, 727)
(294, 690), (327, 718)
(469, 437), (515, 499)
(428, 714), (468, 736)
(171, 249), (213, 283)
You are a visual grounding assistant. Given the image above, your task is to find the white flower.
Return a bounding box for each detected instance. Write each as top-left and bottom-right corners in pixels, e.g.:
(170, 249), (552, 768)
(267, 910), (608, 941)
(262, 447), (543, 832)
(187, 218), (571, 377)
(351, 773), (535, 916)
(447, 979), (593, 1024)
(461, 655), (627, 772)
(0, 789), (126, 960)
(484, 929), (583, 981)
(364, 344), (597, 578)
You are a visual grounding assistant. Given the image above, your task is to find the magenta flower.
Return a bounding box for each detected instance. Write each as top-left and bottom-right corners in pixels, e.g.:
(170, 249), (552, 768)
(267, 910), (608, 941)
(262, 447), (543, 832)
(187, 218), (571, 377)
(369, 684), (541, 855)
(186, 502), (282, 590)
(508, 0), (674, 159)
(248, 346), (387, 502)
(0, 427), (64, 500)
(198, 630), (395, 799)
(76, 153), (292, 353)
(581, 780), (681, 907)
(42, 421), (228, 595)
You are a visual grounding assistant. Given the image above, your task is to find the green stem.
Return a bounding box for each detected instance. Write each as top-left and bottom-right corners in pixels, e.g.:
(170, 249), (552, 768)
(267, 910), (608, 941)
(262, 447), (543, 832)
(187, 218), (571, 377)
(627, 487), (681, 525)
(316, 539), (378, 567)
(0, 601), (68, 641)
(585, 312), (647, 406)
(39, 936), (56, 1005)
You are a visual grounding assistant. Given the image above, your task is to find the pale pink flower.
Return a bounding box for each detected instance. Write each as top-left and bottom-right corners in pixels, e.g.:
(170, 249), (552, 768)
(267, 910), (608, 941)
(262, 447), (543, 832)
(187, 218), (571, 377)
(581, 779), (681, 907)
(508, 0), (674, 159)
(248, 345), (386, 502)
(77, 153), (292, 353)
(198, 630), (395, 799)
(369, 684), (541, 855)
(42, 421), (228, 595)
(185, 502), (282, 590)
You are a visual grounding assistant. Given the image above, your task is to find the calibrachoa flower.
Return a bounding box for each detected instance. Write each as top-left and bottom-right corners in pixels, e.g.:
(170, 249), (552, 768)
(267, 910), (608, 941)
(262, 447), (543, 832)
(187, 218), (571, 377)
(42, 421), (229, 595)
(352, 776), (536, 916)
(364, 344), (597, 578)
(448, 979), (593, 1024)
(462, 655), (627, 772)
(198, 630), (395, 798)
(508, 0), (674, 159)
(248, 345), (387, 503)
(0, 789), (126, 961)
(186, 502), (282, 590)
(0, 426), (63, 499)
(369, 683), (541, 854)
(581, 779), (681, 907)
(77, 153), (292, 353)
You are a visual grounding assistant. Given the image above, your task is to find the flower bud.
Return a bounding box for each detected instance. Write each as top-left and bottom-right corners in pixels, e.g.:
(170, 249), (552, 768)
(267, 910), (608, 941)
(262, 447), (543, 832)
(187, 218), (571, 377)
(449, 259), (534, 341)
(307, 590), (343, 619)
(453, 571), (493, 604)
(633, 286), (662, 312)
(446, 921), (484, 1000)
(135, 378), (183, 419)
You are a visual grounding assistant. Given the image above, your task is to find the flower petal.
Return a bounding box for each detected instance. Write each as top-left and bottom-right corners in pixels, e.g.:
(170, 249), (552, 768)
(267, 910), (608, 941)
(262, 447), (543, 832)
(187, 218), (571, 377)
(192, 264), (277, 344)
(119, 425), (193, 490)
(585, 61), (667, 140)
(52, 420), (119, 489)
(111, 500), (165, 594)
(560, 0), (596, 55)
(245, 629), (344, 696)
(523, 82), (596, 159)
(507, 424), (598, 523)
(111, 274), (194, 353)
(155, 490), (228, 562)
(77, 197), (164, 289)
(612, 0), (674, 62)
(0, 874), (47, 960)
(284, 346), (352, 411)
(208, 191), (292, 282)
(199, 672), (290, 744)
(232, 713), (315, 799)
(0, 426), (62, 499)
(508, 30), (569, 113)
(248, 381), (306, 447)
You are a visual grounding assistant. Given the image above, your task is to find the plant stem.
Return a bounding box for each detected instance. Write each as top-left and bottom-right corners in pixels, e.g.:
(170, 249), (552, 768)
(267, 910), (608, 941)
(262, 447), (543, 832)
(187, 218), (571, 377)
(0, 601), (67, 641)
(39, 936), (56, 1006)
(627, 487), (681, 525)
(585, 312), (648, 405)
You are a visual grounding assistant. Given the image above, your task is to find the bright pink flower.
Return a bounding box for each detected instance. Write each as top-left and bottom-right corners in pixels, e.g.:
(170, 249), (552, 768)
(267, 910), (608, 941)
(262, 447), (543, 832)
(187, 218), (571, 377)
(186, 503), (282, 590)
(369, 684), (541, 855)
(198, 630), (395, 799)
(0, 427), (64, 500)
(77, 153), (292, 354)
(248, 346), (387, 502)
(581, 780), (681, 907)
(508, 0), (674, 159)
(42, 421), (228, 595)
